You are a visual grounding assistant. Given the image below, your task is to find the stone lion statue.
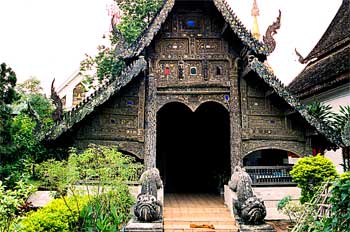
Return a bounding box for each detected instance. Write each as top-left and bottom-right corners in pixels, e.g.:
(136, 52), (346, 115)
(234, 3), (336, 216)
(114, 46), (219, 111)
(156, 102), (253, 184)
(134, 168), (163, 222)
(228, 166), (266, 225)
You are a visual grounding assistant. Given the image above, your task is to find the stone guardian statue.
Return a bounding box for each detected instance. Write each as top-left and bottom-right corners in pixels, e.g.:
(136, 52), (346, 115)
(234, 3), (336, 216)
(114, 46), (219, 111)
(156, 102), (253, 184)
(134, 168), (163, 222)
(228, 166), (266, 225)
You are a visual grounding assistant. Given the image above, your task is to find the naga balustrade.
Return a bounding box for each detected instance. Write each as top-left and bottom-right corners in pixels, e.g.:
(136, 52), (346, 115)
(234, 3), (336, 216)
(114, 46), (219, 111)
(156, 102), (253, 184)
(244, 165), (296, 186)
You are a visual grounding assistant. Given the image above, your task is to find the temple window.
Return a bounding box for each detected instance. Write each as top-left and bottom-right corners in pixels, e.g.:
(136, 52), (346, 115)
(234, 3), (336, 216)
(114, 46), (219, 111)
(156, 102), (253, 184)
(216, 66), (222, 75)
(190, 67), (197, 76)
(178, 61), (184, 79)
(164, 66), (171, 76)
(182, 18), (200, 30)
(61, 96), (66, 109)
(73, 83), (86, 106)
(186, 20), (196, 28)
(127, 100), (134, 106)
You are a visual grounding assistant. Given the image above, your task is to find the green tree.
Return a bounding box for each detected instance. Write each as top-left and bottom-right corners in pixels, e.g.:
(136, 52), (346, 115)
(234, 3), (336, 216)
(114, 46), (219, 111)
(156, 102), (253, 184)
(298, 172), (350, 232)
(115, 0), (163, 43)
(12, 78), (54, 150)
(80, 0), (163, 88)
(9, 79), (54, 180)
(16, 76), (43, 95)
(1, 77), (54, 187)
(80, 46), (125, 87)
(0, 63), (18, 159)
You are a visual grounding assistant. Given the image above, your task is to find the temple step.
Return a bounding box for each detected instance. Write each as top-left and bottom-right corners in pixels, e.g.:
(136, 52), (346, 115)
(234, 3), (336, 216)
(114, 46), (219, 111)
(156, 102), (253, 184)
(163, 194), (238, 232)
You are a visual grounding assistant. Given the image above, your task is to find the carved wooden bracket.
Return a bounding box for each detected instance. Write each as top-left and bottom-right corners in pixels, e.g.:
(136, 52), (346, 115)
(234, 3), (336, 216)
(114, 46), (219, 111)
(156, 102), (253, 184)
(262, 10), (281, 54)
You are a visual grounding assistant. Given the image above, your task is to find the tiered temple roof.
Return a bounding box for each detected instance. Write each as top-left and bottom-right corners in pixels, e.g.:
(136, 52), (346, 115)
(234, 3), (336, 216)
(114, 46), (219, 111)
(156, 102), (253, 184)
(289, 0), (350, 99)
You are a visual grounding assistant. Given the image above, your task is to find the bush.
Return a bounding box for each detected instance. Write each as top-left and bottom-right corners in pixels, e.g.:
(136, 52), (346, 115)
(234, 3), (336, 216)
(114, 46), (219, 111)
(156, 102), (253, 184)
(290, 155), (338, 203)
(35, 145), (144, 231)
(0, 180), (36, 232)
(277, 196), (305, 224)
(79, 185), (134, 231)
(35, 159), (68, 191)
(0, 160), (32, 189)
(15, 196), (88, 232)
(321, 172), (350, 232)
(36, 145), (144, 194)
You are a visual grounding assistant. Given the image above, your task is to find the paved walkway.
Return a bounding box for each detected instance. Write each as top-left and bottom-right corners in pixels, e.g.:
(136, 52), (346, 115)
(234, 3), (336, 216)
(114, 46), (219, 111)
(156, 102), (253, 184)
(164, 194), (238, 232)
(253, 187), (301, 220)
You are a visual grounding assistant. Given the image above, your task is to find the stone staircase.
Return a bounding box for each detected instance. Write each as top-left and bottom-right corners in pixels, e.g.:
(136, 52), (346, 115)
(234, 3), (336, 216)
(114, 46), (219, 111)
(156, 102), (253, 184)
(163, 194), (239, 232)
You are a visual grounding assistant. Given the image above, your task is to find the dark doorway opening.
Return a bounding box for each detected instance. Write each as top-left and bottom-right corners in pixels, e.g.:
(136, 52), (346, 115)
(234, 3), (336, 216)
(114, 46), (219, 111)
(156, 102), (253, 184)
(156, 102), (230, 193)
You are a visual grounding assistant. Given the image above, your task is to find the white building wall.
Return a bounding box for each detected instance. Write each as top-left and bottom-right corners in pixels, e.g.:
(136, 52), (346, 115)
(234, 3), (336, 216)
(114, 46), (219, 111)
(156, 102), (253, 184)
(57, 71), (91, 110)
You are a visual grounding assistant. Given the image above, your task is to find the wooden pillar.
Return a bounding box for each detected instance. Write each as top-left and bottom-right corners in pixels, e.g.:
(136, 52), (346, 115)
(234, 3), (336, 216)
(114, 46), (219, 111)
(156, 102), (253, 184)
(144, 73), (157, 168)
(229, 58), (242, 174)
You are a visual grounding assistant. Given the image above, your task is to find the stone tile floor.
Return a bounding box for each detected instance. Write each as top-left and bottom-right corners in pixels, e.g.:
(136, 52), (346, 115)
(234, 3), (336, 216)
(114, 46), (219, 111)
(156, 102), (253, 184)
(164, 194), (239, 232)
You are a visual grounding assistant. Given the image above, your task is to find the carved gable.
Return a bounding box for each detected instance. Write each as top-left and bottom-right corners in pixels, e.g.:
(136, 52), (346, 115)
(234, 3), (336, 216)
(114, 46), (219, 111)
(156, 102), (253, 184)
(73, 78), (146, 159)
(148, 2), (234, 86)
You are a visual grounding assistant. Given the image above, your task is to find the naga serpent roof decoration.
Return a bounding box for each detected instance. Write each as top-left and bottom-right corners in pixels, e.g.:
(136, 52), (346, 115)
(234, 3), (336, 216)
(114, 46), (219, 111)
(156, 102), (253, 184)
(213, 0), (280, 55)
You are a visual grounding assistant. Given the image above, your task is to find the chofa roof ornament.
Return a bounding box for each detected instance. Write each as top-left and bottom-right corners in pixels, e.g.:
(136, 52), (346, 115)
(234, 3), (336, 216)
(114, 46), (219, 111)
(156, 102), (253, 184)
(294, 48), (308, 64)
(262, 10), (281, 54)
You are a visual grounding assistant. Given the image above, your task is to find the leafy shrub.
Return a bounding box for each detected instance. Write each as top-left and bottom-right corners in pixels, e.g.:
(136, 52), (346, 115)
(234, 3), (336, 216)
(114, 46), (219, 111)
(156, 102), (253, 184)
(68, 145), (144, 183)
(277, 196), (304, 224)
(0, 159), (33, 189)
(37, 145), (144, 193)
(79, 185), (134, 231)
(35, 145), (144, 231)
(290, 155), (338, 203)
(0, 180), (36, 232)
(320, 172), (350, 232)
(277, 196), (292, 211)
(35, 159), (68, 192)
(15, 196), (88, 232)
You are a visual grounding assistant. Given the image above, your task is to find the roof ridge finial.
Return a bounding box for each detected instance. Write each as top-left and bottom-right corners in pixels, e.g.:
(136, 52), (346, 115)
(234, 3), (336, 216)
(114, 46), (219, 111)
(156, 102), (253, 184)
(251, 0), (261, 40)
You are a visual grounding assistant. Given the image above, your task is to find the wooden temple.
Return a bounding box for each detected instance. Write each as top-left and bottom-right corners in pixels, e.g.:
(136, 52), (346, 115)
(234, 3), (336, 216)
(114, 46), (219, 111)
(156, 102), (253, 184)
(44, 0), (341, 192)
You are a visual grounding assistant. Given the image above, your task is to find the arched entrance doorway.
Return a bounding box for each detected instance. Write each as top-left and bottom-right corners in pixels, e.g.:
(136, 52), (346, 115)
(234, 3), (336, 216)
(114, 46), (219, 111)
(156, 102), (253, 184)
(156, 101), (230, 193)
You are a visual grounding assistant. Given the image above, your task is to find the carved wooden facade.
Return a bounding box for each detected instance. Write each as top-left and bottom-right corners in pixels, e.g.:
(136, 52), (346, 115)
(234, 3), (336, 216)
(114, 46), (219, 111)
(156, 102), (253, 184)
(47, 0), (339, 174)
(70, 2), (311, 171)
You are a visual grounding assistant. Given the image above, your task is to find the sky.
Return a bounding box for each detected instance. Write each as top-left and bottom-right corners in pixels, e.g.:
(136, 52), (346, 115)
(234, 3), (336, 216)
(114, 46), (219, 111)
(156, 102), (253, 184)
(0, 0), (342, 94)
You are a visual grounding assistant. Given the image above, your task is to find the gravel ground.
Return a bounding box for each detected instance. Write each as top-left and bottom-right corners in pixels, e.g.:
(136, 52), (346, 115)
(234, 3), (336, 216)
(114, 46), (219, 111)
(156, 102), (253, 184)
(266, 220), (293, 232)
